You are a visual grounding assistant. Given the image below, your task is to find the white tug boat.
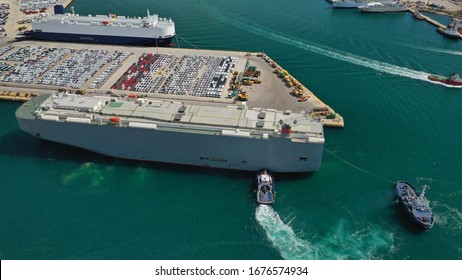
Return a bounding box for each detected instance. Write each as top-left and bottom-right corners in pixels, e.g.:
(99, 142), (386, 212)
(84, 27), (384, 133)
(358, 1), (407, 13)
(256, 170), (276, 205)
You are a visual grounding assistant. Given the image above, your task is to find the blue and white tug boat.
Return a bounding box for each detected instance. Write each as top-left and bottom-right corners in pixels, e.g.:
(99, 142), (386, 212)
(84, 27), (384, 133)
(256, 170), (276, 205)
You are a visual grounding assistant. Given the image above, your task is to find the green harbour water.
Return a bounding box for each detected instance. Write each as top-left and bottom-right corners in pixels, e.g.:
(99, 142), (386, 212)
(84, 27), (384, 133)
(0, 0), (461, 259)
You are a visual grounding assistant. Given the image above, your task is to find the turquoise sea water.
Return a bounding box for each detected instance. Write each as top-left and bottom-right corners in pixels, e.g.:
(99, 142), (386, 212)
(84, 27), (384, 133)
(1, 0), (461, 259)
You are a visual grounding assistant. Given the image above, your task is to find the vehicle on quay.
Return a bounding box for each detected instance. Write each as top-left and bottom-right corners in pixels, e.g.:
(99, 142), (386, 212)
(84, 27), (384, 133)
(297, 96), (310, 102)
(428, 72), (462, 86)
(358, 2), (407, 13)
(396, 181), (434, 230)
(256, 170), (276, 205)
(16, 92), (325, 173)
(31, 5), (175, 46)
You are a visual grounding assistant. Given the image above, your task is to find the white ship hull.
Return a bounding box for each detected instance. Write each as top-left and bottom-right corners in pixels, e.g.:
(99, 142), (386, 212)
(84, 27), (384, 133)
(32, 6), (175, 46)
(17, 118), (324, 173)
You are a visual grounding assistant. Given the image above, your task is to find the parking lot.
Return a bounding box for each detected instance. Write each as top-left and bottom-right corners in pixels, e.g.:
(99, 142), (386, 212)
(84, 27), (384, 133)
(0, 46), (72, 84)
(111, 53), (237, 98)
(37, 49), (123, 88)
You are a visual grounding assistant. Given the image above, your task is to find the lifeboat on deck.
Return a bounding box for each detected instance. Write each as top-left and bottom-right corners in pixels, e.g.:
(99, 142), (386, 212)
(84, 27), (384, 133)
(109, 117), (121, 124)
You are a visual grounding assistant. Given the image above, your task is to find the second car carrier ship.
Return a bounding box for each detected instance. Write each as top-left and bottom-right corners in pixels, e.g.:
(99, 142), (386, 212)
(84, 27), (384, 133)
(31, 5), (175, 46)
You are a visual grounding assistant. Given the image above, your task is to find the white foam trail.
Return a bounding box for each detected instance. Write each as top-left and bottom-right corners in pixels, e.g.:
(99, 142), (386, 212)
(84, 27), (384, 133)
(255, 205), (319, 259)
(256, 205), (395, 259)
(204, 4), (460, 88)
(240, 24), (462, 88)
(407, 45), (462, 56)
(416, 177), (449, 184)
(433, 203), (462, 231)
(62, 162), (107, 187)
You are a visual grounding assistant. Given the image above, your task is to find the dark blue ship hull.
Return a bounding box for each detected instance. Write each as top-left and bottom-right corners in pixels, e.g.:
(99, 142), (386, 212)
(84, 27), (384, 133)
(32, 32), (174, 46)
(396, 181), (434, 230)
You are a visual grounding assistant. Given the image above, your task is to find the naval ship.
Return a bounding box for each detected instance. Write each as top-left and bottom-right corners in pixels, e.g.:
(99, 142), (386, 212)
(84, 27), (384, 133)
(332, 0), (370, 9)
(31, 5), (175, 46)
(358, 1), (407, 13)
(16, 93), (325, 173)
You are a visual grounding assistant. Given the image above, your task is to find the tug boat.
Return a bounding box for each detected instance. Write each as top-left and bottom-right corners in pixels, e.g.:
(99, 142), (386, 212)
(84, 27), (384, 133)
(437, 27), (461, 39)
(396, 181), (434, 230)
(437, 18), (462, 39)
(427, 73), (462, 86)
(256, 170), (276, 205)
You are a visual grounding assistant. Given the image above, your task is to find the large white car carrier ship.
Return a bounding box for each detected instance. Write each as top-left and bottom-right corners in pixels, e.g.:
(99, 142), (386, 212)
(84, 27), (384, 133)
(16, 93), (325, 172)
(31, 5), (175, 46)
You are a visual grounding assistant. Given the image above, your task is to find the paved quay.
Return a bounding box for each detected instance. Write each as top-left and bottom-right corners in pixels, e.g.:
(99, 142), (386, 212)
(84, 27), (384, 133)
(1, 0), (73, 42)
(0, 39), (343, 127)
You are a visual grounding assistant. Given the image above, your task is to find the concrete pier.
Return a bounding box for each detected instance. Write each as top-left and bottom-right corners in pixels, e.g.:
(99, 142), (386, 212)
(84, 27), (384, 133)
(0, 41), (344, 128)
(258, 53), (344, 127)
(408, 8), (462, 39)
(408, 8), (446, 28)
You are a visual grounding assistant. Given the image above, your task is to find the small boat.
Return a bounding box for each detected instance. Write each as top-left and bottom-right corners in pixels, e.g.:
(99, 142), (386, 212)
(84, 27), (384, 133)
(109, 117), (121, 124)
(256, 170), (276, 205)
(412, 10), (425, 20)
(437, 27), (461, 39)
(437, 18), (462, 39)
(396, 181), (434, 230)
(428, 72), (462, 86)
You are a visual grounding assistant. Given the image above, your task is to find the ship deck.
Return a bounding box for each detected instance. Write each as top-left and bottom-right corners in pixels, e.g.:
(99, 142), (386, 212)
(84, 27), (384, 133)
(34, 13), (175, 29)
(32, 93), (324, 138)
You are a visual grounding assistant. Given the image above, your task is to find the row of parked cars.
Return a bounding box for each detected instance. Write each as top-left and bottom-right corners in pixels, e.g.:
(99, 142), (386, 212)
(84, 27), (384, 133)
(0, 3), (10, 34)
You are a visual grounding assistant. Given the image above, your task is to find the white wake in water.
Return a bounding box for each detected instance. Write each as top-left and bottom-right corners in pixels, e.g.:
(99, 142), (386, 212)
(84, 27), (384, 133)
(255, 205), (319, 259)
(255, 205), (395, 260)
(407, 45), (462, 57)
(203, 3), (460, 88)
